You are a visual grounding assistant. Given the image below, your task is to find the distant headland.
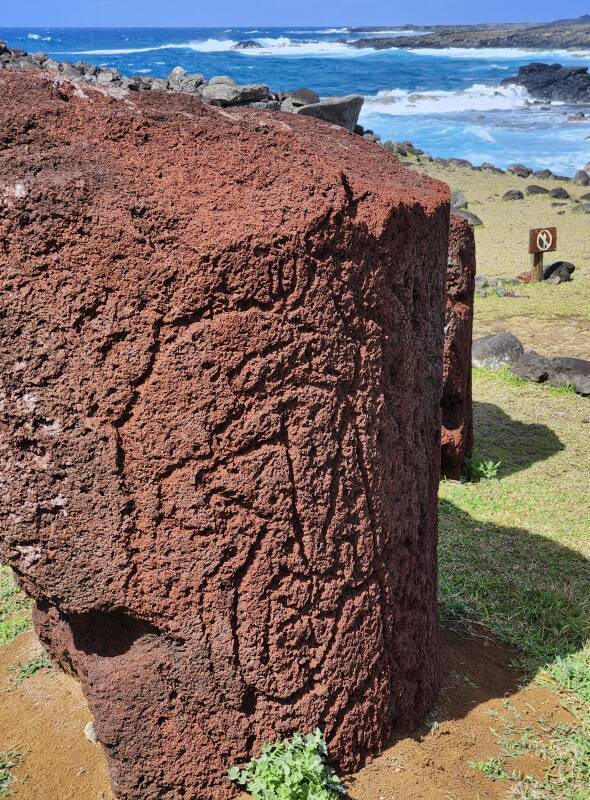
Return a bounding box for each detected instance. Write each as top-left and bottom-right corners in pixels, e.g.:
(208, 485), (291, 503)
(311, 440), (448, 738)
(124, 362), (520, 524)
(344, 15), (590, 50)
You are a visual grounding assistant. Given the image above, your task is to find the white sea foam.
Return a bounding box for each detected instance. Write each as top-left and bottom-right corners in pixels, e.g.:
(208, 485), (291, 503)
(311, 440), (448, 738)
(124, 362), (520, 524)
(407, 46), (590, 60)
(246, 37), (373, 56)
(27, 33), (52, 41)
(67, 35), (372, 58)
(69, 39), (237, 55)
(362, 83), (532, 116)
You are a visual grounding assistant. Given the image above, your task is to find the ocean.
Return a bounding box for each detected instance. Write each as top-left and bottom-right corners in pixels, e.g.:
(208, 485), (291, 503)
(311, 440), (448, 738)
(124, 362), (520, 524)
(3, 26), (590, 175)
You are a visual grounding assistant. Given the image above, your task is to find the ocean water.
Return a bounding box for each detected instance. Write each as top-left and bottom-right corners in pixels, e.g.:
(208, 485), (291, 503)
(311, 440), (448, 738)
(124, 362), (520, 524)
(3, 26), (590, 175)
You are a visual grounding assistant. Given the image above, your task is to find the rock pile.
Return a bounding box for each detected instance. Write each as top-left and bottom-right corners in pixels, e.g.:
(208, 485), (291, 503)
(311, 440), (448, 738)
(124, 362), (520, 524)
(0, 41), (364, 131)
(441, 215), (476, 479)
(0, 69), (449, 800)
(472, 333), (590, 396)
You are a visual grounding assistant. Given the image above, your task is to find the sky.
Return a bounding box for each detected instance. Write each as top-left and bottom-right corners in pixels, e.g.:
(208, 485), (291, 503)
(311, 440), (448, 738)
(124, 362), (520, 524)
(1, 0), (588, 28)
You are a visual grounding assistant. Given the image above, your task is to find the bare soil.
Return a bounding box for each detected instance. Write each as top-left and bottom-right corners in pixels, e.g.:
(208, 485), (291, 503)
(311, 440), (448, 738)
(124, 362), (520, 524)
(1, 627), (572, 800)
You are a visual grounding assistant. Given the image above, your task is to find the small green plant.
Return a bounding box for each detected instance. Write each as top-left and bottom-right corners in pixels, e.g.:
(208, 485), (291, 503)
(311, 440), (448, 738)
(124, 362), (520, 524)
(461, 458), (502, 482)
(0, 566), (32, 645)
(10, 652), (52, 686)
(476, 459), (502, 480)
(469, 757), (509, 781)
(0, 751), (22, 797)
(228, 729), (345, 800)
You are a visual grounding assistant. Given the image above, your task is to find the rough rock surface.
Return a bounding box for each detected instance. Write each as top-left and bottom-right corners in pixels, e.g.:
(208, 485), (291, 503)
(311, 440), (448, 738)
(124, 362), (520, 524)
(0, 70), (449, 800)
(548, 357), (590, 395)
(472, 332), (524, 369)
(441, 215), (476, 479)
(512, 351), (550, 383)
(502, 62), (590, 103)
(295, 95), (364, 131)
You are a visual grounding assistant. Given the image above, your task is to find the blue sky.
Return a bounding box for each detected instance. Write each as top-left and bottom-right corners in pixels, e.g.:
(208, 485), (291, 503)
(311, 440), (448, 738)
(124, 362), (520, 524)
(1, 0), (588, 27)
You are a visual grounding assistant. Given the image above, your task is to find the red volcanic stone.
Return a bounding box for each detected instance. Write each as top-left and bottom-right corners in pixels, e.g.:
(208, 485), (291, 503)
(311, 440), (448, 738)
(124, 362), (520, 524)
(441, 214), (476, 479)
(0, 70), (449, 799)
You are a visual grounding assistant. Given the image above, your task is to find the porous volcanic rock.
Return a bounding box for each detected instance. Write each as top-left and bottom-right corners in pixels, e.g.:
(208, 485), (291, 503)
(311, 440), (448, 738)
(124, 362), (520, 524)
(441, 215), (476, 479)
(0, 71), (449, 799)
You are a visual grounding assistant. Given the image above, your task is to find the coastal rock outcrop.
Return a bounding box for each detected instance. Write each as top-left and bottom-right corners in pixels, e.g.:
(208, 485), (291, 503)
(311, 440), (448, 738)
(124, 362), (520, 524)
(0, 41), (363, 130)
(502, 62), (590, 103)
(441, 215), (476, 479)
(0, 70), (449, 800)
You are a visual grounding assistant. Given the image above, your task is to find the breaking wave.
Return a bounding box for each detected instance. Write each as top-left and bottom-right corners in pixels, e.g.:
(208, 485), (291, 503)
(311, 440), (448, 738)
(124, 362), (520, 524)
(27, 33), (52, 41)
(67, 36), (373, 57)
(362, 83), (533, 115)
(407, 46), (590, 60)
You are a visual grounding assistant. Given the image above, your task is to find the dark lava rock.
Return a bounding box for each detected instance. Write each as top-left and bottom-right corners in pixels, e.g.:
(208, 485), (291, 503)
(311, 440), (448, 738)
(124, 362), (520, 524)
(548, 357), (590, 395)
(451, 209), (483, 227)
(232, 40), (262, 50)
(511, 350), (550, 382)
(502, 62), (590, 103)
(526, 184), (549, 195)
(472, 332), (524, 368)
(503, 189), (524, 201)
(533, 169), (554, 179)
(508, 163), (532, 178)
(286, 87), (321, 105)
(441, 214), (476, 479)
(451, 190), (468, 209)
(481, 162), (505, 174)
(543, 260), (576, 281)
(0, 69), (449, 800)
(199, 81), (271, 106)
(577, 202), (590, 213)
(549, 186), (570, 199)
(575, 169), (590, 185)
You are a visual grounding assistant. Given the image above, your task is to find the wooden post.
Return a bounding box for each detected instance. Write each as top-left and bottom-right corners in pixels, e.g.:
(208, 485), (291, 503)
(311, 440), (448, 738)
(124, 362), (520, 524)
(531, 252), (543, 283)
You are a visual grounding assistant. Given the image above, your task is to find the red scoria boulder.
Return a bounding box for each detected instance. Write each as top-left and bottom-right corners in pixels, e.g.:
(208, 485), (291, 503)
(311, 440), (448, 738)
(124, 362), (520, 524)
(0, 70), (449, 799)
(441, 214), (476, 479)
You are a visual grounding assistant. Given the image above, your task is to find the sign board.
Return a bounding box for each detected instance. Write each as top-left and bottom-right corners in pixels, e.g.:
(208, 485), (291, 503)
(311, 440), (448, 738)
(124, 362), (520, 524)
(529, 227), (557, 254)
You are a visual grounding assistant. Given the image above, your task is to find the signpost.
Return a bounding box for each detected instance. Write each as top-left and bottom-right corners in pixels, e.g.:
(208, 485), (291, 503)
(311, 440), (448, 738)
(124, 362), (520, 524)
(529, 227), (557, 282)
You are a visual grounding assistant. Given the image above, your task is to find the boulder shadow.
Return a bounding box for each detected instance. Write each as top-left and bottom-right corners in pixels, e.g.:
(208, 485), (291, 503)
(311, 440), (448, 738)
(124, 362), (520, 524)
(425, 496), (590, 732)
(471, 401), (565, 477)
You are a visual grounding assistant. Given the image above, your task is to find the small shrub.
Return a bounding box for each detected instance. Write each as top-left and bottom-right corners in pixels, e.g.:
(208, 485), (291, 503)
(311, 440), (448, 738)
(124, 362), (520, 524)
(10, 652), (52, 686)
(461, 458), (502, 482)
(228, 729), (345, 800)
(476, 459), (502, 480)
(0, 751), (22, 797)
(469, 757), (508, 781)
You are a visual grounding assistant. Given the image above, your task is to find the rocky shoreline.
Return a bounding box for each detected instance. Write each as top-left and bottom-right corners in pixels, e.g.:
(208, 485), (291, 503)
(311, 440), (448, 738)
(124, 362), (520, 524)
(346, 16), (590, 50)
(1, 40), (589, 190)
(0, 41), (364, 132)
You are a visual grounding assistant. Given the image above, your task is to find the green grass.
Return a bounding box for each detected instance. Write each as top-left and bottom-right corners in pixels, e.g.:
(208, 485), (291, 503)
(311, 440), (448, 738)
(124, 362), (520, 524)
(442, 367), (590, 800)
(9, 652), (52, 686)
(0, 566), (32, 646)
(0, 752), (22, 797)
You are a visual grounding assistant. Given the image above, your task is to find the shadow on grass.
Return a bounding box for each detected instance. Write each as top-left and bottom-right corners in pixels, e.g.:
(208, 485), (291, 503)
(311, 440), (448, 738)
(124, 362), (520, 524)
(439, 498), (590, 678)
(472, 401), (565, 477)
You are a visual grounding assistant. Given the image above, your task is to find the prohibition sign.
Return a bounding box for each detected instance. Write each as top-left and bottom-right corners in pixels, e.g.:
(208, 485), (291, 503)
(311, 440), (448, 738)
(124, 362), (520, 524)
(536, 229), (553, 252)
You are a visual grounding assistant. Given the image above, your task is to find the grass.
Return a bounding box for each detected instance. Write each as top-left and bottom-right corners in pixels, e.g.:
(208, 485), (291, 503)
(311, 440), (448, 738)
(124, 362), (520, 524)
(9, 652), (52, 686)
(0, 752), (22, 797)
(0, 566), (32, 646)
(443, 367), (590, 800)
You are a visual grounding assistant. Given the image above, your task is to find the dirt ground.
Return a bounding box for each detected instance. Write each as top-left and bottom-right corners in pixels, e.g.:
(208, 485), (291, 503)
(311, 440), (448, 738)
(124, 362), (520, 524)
(0, 627), (573, 800)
